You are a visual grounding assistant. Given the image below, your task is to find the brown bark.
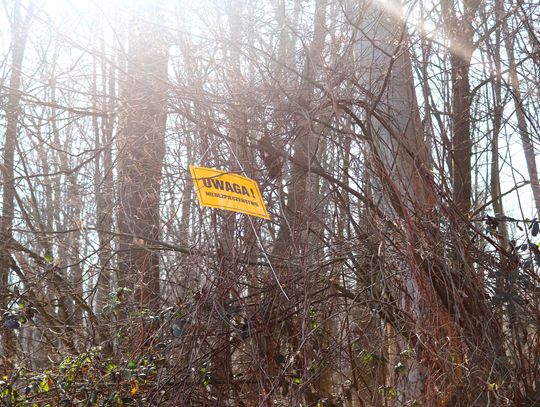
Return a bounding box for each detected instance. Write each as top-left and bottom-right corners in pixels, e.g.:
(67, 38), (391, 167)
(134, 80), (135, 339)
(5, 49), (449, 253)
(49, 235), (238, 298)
(117, 3), (168, 313)
(503, 17), (540, 217)
(211, 18), (238, 403)
(273, 0), (327, 256)
(95, 48), (115, 311)
(271, 0), (331, 404)
(442, 0), (481, 214)
(450, 53), (473, 213)
(0, 0), (33, 375)
(488, 0), (509, 246)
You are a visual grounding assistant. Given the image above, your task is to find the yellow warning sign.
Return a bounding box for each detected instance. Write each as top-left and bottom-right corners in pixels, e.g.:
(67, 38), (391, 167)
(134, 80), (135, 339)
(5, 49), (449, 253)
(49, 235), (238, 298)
(189, 165), (270, 220)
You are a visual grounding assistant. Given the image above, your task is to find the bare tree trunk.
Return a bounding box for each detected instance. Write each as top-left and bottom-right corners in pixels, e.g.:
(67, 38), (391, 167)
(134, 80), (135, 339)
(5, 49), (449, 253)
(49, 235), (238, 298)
(95, 40), (116, 313)
(268, 1), (331, 404)
(211, 2), (256, 402)
(503, 16), (540, 217)
(488, 0), (509, 245)
(442, 0), (481, 214)
(354, 0), (436, 403)
(117, 2), (168, 314)
(179, 136), (193, 244)
(0, 0), (33, 375)
(273, 0), (327, 257)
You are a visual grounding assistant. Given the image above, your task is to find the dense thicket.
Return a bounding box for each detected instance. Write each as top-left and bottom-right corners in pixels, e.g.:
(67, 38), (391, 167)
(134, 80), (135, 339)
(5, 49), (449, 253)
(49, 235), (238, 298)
(1, 0), (540, 405)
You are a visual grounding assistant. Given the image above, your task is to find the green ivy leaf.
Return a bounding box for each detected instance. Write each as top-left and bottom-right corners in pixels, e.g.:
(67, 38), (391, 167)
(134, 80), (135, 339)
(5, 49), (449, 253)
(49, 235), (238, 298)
(487, 382), (499, 391)
(39, 376), (52, 393)
(105, 363), (117, 374)
(378, 386), (397, 400)
(361, 351), (374, 364)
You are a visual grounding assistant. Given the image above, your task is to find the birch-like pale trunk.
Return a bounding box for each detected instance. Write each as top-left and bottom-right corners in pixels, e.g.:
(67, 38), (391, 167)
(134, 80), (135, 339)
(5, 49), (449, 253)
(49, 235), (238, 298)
(503, 16), (540, 217)
(353, 0), (434, 403)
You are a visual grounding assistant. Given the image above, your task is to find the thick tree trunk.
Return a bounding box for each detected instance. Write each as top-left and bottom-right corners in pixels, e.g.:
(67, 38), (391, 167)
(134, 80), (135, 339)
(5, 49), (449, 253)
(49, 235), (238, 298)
(117, 3), (168, 313)
(273, 0), (327, 257)
(442, 0), (480, 214)
(0, 0), (33, 375)
(503, 18), (540, 217)
(354, 0), (435, 403)
(450, 54), (473, 213)
(266, 1), (330, 404)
